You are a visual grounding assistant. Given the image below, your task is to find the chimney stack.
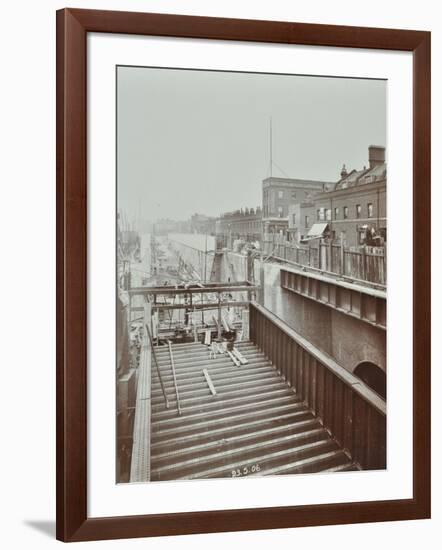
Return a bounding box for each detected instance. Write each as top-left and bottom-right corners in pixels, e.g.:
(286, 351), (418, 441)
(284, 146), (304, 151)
(368, 145), (385, 169)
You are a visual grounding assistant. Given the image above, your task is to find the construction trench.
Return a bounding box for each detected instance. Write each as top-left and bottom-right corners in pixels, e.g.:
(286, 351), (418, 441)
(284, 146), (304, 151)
(117, 233), (385, 483)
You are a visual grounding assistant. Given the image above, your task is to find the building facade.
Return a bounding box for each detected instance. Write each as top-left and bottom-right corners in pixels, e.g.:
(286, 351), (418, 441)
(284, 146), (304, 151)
(307, 145), (387, 247)
(262, 176), (332, 235)
(287, 201), (316, 243)
(216, 207), (262, 243)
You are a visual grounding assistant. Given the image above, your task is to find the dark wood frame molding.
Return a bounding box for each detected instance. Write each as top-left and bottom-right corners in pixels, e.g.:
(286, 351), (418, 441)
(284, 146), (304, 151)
(56, 8), (431, 542)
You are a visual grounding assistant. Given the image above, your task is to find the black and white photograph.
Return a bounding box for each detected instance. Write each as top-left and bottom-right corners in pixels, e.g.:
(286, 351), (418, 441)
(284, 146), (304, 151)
(0, 0), (437, 545)
(116, 65), (387, 484)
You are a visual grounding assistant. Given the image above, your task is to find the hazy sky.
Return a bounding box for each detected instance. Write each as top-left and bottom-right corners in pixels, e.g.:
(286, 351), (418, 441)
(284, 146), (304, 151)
(117, 66), (386, 223)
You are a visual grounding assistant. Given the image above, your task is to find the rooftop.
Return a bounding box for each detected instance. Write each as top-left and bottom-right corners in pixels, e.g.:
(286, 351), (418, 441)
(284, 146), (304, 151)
(335, 164), (387, 190)
(263, 176), (333, 189)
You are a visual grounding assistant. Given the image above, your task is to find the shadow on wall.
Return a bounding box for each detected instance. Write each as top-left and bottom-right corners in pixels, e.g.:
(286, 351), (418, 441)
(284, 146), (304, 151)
(354, 361), (386, 399)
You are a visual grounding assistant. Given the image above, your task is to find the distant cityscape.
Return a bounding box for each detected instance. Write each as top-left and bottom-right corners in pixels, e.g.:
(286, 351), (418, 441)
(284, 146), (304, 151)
(119, 144), (386, 286)
(132, 144), (386, 251)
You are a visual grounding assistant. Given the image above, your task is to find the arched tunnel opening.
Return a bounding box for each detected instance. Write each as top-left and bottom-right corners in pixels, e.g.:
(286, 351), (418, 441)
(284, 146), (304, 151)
(354, 361), (386, 400)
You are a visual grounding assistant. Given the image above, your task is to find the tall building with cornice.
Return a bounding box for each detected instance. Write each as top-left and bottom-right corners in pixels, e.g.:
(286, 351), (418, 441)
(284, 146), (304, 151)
(262, 176), (333, 235)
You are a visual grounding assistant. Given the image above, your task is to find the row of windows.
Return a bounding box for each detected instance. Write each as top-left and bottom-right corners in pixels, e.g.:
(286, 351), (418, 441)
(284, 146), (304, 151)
(300, 204), (374, 228)
(277, 190), (297, 200)
(229, 222), (261, 231)
(316, 204), (373, 222)
(263, 190), (295, 217)
(264, 190), (297, 201)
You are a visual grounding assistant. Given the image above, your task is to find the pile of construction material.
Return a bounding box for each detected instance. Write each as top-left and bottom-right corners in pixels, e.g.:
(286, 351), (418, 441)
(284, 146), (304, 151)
(206, 338), (248, 367)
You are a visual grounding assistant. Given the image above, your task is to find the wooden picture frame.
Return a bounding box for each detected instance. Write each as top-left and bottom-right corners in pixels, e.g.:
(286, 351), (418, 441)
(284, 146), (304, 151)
(56, 8), (431, 542)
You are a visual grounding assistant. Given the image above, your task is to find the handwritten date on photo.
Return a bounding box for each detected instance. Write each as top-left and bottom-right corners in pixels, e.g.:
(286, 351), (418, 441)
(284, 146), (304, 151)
(231, 464), (261, 477)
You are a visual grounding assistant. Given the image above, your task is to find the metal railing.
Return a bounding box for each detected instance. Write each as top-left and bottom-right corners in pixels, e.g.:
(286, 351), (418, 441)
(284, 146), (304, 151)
(144, 322), (169, 409)
(249, 302), (386, 470)
(167, 340), (182, 416)
(262, 237), (387, 285)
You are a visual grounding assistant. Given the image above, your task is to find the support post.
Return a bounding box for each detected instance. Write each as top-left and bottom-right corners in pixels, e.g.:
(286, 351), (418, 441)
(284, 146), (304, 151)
(361, 245), (367, 280)
(340, 235), (345, 276)
(242, 307), (250, 340)
(329, 240), (333, 272)
(217, 292), (222, 340)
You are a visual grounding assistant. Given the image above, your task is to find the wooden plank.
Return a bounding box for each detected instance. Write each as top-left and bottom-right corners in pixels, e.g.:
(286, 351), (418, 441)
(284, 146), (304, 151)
(130, 283), (259, 296)
(130, 325), (152, 482)
(202, 369), (217, 396)
(232, 347), (248, 364)
(151, 300), (249, 311)
(204, 329), (211, 346)
(227, 350), (241, 366)
(221, 313), (231, 332)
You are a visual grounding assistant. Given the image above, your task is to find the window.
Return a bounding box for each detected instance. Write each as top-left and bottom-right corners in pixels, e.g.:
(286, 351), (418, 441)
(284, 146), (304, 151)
(379, 227), (387, 242)
(292, 213), (296, 225)
(343, 206), (348, 219)
(277, 206), (283, 217)
(334, 207), (339, 219)
(317, 209), (321, 221)
(368, 203), (373, 218)
(278, 190), (284, 199)
(326, 209), (332, 221)
(305, 215), (310, 228)
(318, 207), (325, 221)
(291, 192), (297, 199)
(356, 204), (361, 218)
